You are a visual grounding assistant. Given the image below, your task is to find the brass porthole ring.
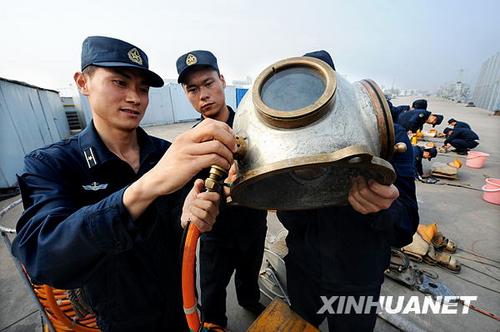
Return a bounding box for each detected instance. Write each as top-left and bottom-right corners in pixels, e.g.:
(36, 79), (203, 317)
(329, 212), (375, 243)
(252, 56), (337, 129)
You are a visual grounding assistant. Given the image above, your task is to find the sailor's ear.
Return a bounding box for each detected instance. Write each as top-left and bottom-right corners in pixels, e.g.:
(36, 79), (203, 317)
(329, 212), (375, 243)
(74, 72), (90, 96)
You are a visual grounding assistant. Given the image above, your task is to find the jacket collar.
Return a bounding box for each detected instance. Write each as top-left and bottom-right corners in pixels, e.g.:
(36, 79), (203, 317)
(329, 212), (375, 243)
(226, 106), (235, 127)
(78, 121), (156, 170)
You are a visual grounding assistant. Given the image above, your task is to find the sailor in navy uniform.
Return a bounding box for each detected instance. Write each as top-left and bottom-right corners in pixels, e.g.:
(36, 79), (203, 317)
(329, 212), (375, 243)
(12, 36), (236, 332)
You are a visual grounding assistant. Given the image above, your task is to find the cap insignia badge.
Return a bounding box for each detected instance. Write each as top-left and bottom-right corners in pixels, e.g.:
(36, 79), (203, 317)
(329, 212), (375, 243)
(128, 48), (143, 65)
(186, 53), (197, 66)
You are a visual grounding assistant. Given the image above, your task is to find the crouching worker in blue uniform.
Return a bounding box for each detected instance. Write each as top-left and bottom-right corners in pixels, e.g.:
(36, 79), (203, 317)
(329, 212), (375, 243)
(277, 51), (419, 332)
(396, 99), (444, 133)
(443, 127), (479, 155)
(413, 146), (438, 183)
(447, 118), (471, 130)
(12, 36), (237, 332)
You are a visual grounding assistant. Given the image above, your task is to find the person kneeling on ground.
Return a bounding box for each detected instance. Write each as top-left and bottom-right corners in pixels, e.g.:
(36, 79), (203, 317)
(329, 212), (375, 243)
(442, 127), (479, 155)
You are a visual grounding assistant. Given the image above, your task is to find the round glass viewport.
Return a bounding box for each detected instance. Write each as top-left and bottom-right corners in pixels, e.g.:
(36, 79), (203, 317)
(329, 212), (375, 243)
(260, 67), (326, 112)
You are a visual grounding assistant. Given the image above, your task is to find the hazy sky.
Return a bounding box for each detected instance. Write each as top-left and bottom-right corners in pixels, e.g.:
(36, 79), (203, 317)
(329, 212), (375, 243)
(1, 0), (499, 95)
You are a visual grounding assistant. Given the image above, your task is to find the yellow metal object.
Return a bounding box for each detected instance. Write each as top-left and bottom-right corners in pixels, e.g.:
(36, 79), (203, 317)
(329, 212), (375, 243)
(411, 136), (418, 145)
(448, 159), (463, 169)
(247, 298), (318, 332)
(204, 165), (228, 192)
(417, 223), (438, 243)
(426, 142), (436, 148)
(234, 135), (248, 160)
(394, 142), (408, 154)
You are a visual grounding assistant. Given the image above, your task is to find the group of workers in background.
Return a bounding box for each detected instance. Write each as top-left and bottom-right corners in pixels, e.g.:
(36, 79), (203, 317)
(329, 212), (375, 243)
(387, 96), (480, 181)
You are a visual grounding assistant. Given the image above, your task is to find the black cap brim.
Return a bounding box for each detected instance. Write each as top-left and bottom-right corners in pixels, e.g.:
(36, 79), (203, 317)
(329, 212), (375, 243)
(92, 62), (164, 87)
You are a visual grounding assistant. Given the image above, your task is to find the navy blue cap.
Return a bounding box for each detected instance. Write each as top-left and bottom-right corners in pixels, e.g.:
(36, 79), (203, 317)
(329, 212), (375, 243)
(443, 127), (452, 136)
(424, 147), (438, 160)
(303, 50), (336, 71)
(81, 36), (164, 87)
(433, 114), (444, 127)
(412, 99), (427, 110)
(448, 118), (456, 124)
(176, 50), (219, 83)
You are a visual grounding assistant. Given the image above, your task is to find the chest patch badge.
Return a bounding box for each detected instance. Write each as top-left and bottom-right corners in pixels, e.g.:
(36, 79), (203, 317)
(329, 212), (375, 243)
(82, 182), (109, 191)
(83, 147), (98, 168)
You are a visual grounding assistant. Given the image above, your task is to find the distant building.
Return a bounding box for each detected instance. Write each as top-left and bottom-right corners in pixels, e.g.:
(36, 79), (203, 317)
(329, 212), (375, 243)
(437, 81), (471, 103)
(61, 96), (86, 133)
(0, 77), (70, 188)
(473, 52), (500, 113)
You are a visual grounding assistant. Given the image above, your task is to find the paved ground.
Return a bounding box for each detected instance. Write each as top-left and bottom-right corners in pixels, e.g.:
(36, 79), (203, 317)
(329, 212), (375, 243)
(1, 96), (499, 331)
(377, 96), (500, 332)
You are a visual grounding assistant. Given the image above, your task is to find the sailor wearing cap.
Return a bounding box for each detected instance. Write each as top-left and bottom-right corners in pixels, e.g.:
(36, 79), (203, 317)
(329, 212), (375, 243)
(443, 127), (480, 154)
(176, 50), (268, 329)
(12, 36), (236, 331)
(397, 99), (443, 133)
(447, 118), (471, 130)
(413, 145), (438, 179)
(276, 50), (419, 332)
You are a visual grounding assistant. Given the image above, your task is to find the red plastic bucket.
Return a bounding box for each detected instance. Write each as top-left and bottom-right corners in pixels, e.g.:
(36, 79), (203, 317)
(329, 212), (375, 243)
(466, 151), (489, 168)
(482, 178), (500, 205)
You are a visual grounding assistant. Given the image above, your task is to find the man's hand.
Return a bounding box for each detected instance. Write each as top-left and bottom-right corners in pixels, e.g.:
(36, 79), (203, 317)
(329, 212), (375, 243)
(223, 162), (238, 198)
(181, 179), (220, 232)
(152, 119), (237, 194)
(348, 176), (399, 215)
(123, 119), (235, 220)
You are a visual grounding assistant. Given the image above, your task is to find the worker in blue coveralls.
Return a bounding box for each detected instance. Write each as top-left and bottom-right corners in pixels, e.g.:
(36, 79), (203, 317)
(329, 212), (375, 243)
(385, 95), (410, 123)
(413, 145), (438, 183)
(176, 50), (268, 331)
(277, 50), (419, 332)
(397, 99), (444, 133)
(447, 118), (471, 130)
(12, 36), (237, 332)
(442, 127), (480, 155)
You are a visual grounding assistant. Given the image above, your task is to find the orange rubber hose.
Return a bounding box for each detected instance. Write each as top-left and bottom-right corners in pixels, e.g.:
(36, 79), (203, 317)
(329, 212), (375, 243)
(181, 223), (201, 332)
(42, 285), (99, 332)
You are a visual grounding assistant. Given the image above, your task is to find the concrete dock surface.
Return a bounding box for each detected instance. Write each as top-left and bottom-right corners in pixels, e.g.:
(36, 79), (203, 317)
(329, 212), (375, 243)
(1, 96), (498, 331)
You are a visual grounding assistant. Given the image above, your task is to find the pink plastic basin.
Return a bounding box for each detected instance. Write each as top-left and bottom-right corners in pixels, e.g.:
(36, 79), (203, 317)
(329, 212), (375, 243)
(482, 178), (500, 205)
(466, 151), (490, 168)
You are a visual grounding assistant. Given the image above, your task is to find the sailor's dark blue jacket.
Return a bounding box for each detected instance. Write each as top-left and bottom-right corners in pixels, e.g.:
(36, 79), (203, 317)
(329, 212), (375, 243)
(12, 123), (187, 331)
(453, 121), (471, 129)
(397, 109), (431, 133)
(444, 127), (479, 144)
